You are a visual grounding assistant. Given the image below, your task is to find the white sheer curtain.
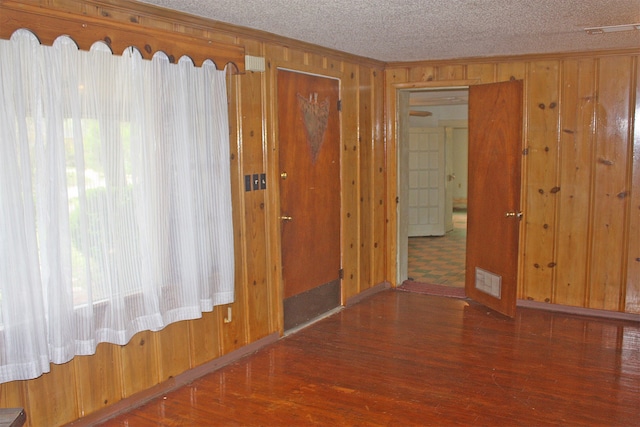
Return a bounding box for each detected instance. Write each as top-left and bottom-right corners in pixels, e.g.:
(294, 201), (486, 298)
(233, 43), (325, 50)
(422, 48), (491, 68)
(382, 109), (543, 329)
(0, 29), (235, 384)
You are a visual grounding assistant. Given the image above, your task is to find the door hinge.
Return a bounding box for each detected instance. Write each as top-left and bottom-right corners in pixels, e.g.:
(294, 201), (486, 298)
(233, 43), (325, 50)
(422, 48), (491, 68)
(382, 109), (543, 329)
(337, 99), (342, 112)
(338, 268), (344, 279)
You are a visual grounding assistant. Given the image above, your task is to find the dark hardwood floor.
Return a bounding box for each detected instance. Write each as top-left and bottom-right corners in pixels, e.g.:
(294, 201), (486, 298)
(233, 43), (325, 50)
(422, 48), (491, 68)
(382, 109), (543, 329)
(98, 290), (639, 426)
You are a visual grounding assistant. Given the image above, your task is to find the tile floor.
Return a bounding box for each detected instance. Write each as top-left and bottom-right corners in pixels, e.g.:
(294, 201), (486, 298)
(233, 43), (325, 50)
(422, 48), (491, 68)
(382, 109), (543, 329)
(408, 210), (467, 288)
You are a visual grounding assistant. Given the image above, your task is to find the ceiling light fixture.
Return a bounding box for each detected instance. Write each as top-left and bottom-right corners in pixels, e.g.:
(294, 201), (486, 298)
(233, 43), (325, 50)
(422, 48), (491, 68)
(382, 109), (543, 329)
(409, 110), (432, 117)
(585, 23), (640, 35)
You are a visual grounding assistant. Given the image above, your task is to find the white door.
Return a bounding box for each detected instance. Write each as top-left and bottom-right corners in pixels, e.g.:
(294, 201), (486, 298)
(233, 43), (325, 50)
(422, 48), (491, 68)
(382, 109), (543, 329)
(408, 127), (445, 237)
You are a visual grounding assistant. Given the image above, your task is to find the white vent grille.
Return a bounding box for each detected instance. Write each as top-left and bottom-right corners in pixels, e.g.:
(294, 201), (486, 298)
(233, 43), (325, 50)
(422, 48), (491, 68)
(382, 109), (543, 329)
(245, 55), (266, 72)
(475, 267), (502, 299)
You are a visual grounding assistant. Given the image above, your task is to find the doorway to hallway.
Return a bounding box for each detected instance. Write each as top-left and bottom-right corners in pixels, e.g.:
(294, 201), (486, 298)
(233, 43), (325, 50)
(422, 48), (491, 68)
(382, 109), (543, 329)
(408, 208), (467, 287)
(401, 89), (469, 289)
(397, 81), (523, 317)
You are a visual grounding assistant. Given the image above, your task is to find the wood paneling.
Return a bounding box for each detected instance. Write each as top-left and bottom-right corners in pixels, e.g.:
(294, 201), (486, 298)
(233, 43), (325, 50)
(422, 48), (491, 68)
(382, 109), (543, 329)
(522, 60), (561, 303)
(589, 56), (633, 311)
(385, 51), (639, 316)
(359, 67), (374, 292)
(627, 58), (640, 313)
(224, 65), (251, 355)
(0, 1), (245, 71)
(156, 321), (191, 381)
(119, 330), (158, 397)
(342, 62), (361, 301)
(467, 63), (496, 83)
(74, 343), (122, 417)
(383, 67), (409, 286)
(0, 1), (385, 425)
(0, 381), (25, 410)
(496, 61), (526, 81)
(1, 1), (636, 426)
(437, 64), (465, 81)
(188, 312), (221, 368)
(408, 65), (436, 82)
(371, 69), (386, 285)
(25, 361), (78, 425)
(237, 36), (272, 341)
(554, 59), (596, 307)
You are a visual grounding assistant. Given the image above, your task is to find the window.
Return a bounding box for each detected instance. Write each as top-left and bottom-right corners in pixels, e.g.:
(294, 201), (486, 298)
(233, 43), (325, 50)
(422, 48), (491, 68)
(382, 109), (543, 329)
(0, 29), (235, 384)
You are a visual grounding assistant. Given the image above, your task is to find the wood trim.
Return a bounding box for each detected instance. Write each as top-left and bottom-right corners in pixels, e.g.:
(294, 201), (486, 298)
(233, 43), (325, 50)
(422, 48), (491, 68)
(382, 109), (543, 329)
(38, 0), (385, 70)
(0, 1), (245, 72)
(345, 281), (391, 307)
(393, 80), (480, 89)
(108, 0), (385, 69)
(387, 47), (640, 68)
(518, 299), (640, 323)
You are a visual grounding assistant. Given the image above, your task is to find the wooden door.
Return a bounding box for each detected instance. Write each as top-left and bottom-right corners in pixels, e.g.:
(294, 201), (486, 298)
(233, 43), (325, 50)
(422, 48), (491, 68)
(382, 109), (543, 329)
(277, 69), (341, 330)
(408, 128), (445, 237)
(465, 80), (523, 318)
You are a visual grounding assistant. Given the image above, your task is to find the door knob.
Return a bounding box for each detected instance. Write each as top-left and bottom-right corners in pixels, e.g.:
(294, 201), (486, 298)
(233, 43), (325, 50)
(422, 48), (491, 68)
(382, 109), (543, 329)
(280, 172), (288, 179)
(279, 216), (293, 221)
(505, 211), (523, 219)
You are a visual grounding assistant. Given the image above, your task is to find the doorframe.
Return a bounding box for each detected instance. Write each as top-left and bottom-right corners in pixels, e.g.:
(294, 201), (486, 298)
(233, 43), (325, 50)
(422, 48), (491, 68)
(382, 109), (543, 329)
(271, 67), (343, 333)
(440, 120), (470, 231)
(393, 83), (473, 285)
(387, 80), (528, 304)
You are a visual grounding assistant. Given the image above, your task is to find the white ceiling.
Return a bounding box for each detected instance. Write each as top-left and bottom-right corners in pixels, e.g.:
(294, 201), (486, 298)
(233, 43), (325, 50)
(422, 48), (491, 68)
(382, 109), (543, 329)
(138, 0), (640, 62)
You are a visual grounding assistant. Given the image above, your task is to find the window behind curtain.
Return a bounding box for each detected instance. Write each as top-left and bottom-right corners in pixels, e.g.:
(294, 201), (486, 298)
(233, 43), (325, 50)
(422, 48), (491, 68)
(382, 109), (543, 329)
(0, 29), (235, 384)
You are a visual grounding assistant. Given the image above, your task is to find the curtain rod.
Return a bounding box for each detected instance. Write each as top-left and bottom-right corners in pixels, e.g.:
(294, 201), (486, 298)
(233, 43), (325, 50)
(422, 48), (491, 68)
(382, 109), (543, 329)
(0, 2), (245, 73)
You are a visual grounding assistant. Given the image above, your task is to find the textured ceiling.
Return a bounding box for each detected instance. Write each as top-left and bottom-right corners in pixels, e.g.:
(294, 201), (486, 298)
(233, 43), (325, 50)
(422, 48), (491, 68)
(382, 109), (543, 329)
(138, 0), (640, 62)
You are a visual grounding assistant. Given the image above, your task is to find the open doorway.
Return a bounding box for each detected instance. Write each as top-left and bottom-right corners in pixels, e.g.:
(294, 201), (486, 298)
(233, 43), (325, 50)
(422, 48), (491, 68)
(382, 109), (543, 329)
(397, 88), (469, 289)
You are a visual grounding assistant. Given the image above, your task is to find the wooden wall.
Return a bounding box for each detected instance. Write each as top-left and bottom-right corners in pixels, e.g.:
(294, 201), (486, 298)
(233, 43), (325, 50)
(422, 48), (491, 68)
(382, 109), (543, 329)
(0, 1), (637, 425)
(0, 1), (386, 425)
(385, 50), (640, 315)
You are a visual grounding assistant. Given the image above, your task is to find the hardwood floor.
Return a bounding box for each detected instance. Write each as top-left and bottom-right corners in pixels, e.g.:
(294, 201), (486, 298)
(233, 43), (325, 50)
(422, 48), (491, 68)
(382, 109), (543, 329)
(97, 291), (639, 426)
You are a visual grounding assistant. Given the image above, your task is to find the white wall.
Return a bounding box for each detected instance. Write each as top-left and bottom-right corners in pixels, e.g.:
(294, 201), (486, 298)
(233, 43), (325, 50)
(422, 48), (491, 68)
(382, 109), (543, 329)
(409, 104), (467, 127)
(452, 127), (468, 208)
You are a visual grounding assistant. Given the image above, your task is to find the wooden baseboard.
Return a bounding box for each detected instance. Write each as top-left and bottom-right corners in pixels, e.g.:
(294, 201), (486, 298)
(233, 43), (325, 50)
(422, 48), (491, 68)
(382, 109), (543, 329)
(346, 281), (392, 307)
(517, 300), (640, 323)
(67, 332), (279, 426)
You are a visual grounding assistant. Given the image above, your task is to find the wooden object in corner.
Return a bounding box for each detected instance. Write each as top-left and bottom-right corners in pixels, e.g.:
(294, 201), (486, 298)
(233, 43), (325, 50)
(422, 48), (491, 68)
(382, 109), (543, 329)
(0, 408), (26, 427)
